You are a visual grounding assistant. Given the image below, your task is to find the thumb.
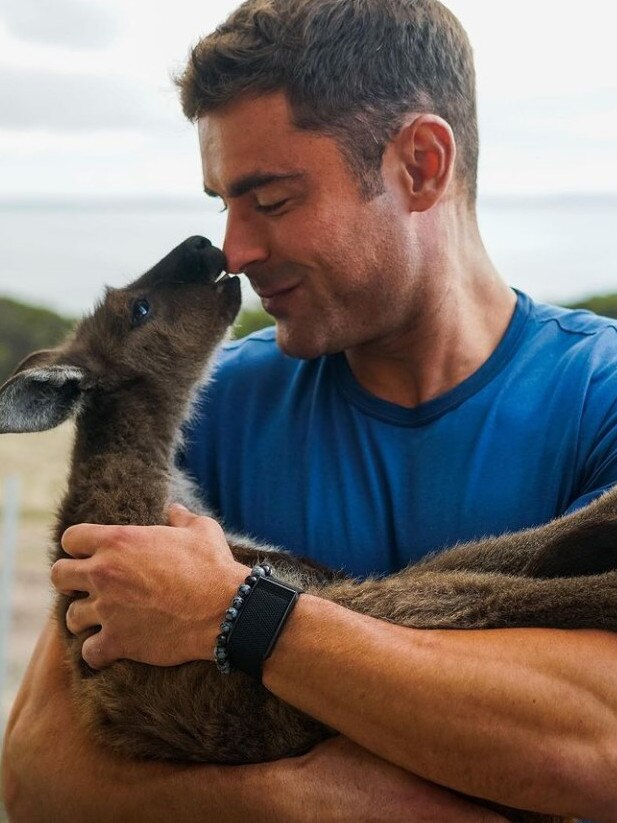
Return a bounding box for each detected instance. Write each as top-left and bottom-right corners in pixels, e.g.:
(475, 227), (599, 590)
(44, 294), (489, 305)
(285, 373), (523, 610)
(82, 630), (115, 671)
(167, 502), (198, 527)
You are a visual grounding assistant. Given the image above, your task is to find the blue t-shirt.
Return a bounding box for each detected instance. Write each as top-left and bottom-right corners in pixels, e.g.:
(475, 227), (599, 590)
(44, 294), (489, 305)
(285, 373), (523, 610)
(181, 290), (617, 579)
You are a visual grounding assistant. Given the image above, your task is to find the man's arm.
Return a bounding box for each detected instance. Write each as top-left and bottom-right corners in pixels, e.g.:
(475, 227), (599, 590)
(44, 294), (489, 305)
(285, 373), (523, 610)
(52, 507), (617, 821)
(2, 619), (505, 823)
(264, 595), (617, 822)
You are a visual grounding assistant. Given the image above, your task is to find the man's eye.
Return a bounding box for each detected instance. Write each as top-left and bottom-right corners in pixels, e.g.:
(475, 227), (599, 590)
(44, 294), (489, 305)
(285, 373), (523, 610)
(255, 199), (289, 214)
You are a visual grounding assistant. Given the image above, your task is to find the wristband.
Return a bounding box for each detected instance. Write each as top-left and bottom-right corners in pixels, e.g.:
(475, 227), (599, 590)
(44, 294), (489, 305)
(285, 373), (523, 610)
(214, 564), (302, 680)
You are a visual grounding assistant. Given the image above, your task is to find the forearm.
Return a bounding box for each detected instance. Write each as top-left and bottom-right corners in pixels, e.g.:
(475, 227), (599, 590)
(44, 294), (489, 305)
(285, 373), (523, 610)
(1, 621), (288, 823)
(4, 728), (282, 823)
(263, 595), (617, 821)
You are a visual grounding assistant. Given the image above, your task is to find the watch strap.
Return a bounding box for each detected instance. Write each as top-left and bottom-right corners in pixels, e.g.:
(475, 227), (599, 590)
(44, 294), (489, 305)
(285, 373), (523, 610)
(226, 575), (302, 680)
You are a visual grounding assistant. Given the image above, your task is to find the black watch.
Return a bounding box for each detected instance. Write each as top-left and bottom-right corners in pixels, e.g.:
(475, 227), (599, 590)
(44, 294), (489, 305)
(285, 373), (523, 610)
(226, 574), (303, 681)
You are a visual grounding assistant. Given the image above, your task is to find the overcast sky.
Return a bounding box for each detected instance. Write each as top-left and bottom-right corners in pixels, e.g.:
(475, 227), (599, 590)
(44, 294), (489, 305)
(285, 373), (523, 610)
(0, 0), (615, 198)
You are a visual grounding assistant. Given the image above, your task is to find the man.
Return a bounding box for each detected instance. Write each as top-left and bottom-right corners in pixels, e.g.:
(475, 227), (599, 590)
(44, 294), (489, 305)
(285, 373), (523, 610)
(3, 0), (617, 820)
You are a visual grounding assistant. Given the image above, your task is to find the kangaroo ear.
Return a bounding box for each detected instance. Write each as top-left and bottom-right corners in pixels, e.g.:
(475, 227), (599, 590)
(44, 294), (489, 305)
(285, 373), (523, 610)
(0, 363), (88, 434)
(11, 349), (58, 377)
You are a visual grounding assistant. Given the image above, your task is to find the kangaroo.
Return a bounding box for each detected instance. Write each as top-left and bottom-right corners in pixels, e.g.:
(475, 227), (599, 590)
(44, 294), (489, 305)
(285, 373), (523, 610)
(1, 236), (616, 823)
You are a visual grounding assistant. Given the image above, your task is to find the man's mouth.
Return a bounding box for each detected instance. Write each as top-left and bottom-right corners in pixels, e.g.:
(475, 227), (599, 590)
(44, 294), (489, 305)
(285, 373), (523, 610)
(254, 282), (302, 314)
(255, 283), (300, 300)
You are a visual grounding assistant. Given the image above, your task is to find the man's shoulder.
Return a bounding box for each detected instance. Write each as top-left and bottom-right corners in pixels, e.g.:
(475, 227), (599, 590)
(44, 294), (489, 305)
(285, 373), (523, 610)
(527, 301), (617, 507)
(206, 326), (319, 405)
(216, 326), (291, 375)
(530, 296), (617, 341)
(223, 325), (278, 354)
(522, 295), (617, 377)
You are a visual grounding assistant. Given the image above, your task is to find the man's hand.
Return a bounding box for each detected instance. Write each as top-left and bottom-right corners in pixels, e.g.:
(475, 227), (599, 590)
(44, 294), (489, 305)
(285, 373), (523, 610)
(51, 504), (249, 669)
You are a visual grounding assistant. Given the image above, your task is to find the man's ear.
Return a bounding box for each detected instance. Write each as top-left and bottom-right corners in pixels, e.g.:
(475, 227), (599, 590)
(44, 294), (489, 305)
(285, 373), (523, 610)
(0, 352), (88, 434)
(389, 114), (456, 212)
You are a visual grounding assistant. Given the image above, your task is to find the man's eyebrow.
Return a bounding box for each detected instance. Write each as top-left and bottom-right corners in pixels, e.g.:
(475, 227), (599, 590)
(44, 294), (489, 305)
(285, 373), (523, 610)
(203, 172), (306, 200)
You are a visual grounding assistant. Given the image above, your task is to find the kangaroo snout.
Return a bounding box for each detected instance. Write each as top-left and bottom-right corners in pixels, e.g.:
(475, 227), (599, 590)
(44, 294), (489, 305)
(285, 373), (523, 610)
(175, 236), (227, 285)
(134, 236), (227, 290)
(183, 236), (227, 279)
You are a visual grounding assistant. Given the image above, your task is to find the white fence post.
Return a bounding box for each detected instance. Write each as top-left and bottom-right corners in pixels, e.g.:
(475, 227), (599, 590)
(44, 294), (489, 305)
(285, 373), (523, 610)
(0, 474), (20, 737)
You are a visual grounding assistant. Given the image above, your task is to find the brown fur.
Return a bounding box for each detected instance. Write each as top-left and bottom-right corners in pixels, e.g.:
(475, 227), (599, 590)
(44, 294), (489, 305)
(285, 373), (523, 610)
(3, 237), (612, 822)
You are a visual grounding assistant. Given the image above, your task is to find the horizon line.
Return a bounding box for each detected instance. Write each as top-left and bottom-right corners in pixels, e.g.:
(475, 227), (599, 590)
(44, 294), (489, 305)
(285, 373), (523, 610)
(0, 191), (616, 209)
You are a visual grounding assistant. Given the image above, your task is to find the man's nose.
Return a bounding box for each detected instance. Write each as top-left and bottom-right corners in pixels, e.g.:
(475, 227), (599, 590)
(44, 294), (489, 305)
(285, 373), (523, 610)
(222, 207), (269, 274)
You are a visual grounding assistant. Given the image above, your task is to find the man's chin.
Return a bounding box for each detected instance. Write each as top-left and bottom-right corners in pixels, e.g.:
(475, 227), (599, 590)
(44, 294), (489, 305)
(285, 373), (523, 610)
(273, 322), (336, 360)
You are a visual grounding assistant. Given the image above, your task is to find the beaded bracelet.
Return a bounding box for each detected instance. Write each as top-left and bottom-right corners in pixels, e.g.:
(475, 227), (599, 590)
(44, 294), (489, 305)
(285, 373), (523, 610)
(214, 562), (272, 674)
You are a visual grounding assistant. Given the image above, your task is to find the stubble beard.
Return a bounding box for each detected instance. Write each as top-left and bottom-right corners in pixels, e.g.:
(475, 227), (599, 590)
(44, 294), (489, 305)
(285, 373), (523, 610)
(272, 296), (394, 361)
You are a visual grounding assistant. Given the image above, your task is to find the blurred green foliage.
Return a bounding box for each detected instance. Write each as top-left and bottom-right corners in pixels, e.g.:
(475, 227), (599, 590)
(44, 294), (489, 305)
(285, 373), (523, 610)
(568, 294), (617, 319)
(0, 297), (75, 385)
(232, 306), (274, 339)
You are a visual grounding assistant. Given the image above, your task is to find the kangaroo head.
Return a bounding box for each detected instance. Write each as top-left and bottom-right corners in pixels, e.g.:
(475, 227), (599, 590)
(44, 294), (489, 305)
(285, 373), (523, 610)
(0, 236), (241, 434)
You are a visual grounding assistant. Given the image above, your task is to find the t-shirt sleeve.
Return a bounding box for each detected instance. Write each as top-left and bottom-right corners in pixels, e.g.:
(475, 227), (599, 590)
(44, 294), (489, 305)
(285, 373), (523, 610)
(564, 328), (617, 514)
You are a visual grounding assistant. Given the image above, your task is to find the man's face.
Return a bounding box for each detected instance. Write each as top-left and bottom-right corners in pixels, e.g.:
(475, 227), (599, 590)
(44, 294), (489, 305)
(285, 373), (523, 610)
(199, 92), (420, 359)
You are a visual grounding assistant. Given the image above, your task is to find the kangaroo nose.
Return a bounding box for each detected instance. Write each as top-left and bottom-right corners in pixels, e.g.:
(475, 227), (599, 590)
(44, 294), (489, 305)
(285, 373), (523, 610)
(134, 236), (228, 291)
(182, 236), (227, 282)
(186, 236), (211, 251)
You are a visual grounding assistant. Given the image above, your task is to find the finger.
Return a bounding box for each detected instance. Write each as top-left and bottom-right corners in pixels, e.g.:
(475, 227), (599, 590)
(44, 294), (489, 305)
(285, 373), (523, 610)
(51, 558), (92, 595)
(167, 502), (199, 527)
(81, 628), (118, 671)
(61, 523), (122, 557)
(66, 596), (99, 636)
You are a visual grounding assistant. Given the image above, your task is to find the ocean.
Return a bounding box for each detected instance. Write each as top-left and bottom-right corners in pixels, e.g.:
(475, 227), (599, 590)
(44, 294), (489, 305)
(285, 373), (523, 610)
(0, 194), (615, 317)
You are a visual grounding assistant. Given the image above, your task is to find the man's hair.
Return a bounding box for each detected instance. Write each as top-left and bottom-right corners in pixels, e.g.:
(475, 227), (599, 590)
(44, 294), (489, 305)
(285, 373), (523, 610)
(176, 0), (479, 204)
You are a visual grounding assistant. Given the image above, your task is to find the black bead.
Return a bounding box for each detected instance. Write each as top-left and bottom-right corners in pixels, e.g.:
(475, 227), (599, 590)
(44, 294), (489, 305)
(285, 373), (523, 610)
(220, 621), (232, 633)
(245, 575), (258, 586)
(226, 607), (239, 621)
(261, 564), (272, 576)
(238, 584), (251, 596)
(232, 596), (244, 609)
(252, 565), (266, 577)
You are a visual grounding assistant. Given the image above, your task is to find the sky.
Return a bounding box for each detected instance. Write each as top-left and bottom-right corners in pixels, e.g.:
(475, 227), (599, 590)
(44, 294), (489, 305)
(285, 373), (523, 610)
(0, 0), (615, 199)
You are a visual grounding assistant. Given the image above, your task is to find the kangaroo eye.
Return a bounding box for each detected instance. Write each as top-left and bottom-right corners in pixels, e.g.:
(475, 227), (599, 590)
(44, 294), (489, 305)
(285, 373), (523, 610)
(131, 298), (151, 327)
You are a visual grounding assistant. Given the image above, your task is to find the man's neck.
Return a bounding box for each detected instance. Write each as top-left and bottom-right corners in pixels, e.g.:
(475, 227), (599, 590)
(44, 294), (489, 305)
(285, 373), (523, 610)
(345, 227), (517, 409)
